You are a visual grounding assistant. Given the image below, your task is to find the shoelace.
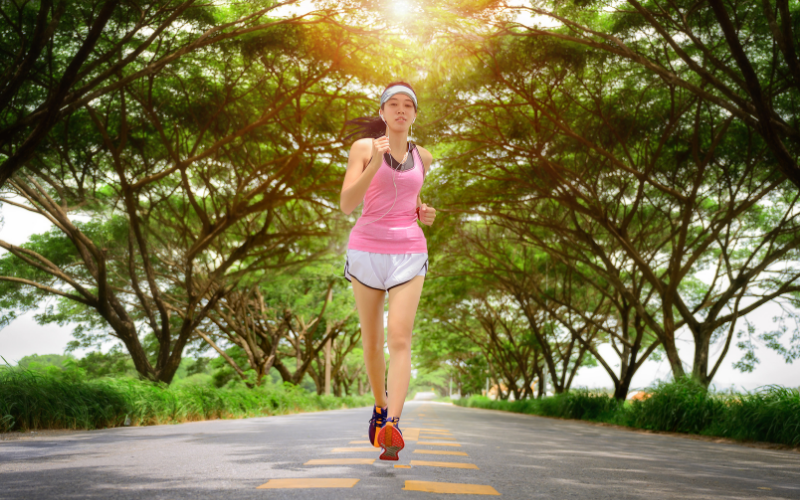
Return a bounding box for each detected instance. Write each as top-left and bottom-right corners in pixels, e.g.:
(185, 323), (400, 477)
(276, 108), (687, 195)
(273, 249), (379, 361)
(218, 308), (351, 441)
(386, 416), (401, 434)
(370, 405), (387, 427)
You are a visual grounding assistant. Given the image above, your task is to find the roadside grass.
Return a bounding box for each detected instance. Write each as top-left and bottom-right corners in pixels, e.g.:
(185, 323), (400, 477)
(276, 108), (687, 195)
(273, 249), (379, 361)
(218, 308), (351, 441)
(455, 378), (800, 447)
(0, 364), (372, 432)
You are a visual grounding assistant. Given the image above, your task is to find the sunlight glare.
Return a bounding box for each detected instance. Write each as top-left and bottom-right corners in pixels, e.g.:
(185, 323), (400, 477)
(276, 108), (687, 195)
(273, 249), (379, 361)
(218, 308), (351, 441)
(392, 0), (412, 17)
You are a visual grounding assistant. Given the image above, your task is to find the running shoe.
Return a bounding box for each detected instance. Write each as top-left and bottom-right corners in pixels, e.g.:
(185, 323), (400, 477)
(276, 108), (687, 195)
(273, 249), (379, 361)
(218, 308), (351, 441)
(377, 417), (404, 461)
(369, 403), (388, 448)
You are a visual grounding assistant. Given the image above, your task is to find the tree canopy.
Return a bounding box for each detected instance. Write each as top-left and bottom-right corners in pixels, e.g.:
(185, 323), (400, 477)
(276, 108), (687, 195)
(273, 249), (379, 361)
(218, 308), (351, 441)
(2, 0), (799, 398)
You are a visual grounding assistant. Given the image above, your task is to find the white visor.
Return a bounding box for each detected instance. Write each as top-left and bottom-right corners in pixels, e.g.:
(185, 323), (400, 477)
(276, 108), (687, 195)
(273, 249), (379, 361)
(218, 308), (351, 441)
(380, 85), (417, 110)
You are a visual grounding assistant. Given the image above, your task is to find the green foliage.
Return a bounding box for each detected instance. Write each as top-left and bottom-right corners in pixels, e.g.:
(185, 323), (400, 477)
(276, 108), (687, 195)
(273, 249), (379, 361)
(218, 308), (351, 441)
(623, 378), (725, 434)
(456, 380), (800, 447)
(560, 388), (621, 421)
(74, 348), (138, 379)
(459, 389), (621, 421)
(717, 386), (800, 446)
(0, 364), (372, 433)
(16, 354), (74, 370)
(209, 346), (250, 388)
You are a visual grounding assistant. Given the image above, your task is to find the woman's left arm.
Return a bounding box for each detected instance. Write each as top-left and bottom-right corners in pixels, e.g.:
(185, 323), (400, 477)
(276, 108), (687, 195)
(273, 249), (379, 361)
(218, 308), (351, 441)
(416, 147), (437, 227)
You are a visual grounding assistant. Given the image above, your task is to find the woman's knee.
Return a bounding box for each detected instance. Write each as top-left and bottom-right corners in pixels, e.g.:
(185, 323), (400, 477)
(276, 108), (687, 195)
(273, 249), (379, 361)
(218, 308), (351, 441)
(386, 329), (411, 353)
(362, 335), (385, 354)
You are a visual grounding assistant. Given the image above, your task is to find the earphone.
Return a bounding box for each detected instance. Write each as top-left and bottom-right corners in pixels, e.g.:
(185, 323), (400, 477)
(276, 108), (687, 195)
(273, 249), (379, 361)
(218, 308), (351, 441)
(379, 111), (415, 137)
(359, 110), (415, 227)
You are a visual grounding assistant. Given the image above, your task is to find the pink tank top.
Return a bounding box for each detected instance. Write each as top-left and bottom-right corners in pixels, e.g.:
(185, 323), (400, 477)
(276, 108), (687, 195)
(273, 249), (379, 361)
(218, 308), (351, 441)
(347, 143), (427, 254)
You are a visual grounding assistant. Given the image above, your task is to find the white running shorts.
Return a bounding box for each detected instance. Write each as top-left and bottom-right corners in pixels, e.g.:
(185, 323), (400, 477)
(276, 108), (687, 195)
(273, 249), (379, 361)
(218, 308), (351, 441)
(343, 249), (428, 291)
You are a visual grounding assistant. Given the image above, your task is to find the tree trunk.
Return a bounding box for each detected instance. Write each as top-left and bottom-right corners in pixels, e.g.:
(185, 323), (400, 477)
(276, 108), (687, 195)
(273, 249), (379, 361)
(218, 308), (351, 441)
(324, 338), (332, 396)
(691, 329), (712, 387)
(614, 373), (634, 401)
(662, 335), (686, 378)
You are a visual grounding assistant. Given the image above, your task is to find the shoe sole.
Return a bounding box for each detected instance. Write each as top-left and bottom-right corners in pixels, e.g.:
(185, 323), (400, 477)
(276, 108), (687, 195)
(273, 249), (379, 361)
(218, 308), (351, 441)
(378, 423), (404, 461)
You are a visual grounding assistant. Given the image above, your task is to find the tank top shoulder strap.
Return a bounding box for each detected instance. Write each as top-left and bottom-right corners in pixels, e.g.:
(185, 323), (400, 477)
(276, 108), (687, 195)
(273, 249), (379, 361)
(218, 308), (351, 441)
(411, 142), (426, 181)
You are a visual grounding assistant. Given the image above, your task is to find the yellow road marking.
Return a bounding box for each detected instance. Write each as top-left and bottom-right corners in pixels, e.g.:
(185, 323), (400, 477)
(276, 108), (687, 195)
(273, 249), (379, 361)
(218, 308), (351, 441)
(257, 478), (360, 489)
(414, 450), (469, 456)
(758, 487), (772, 490)
(330, 447), (378, 452)
(410, 460), (479, 469)
(403, 480), (500, 495)
(418, 441), (461, 447)
(305, 458), (375, 465)
(394, 464), (412, 468)
(348, 440), (371, 444)
(421, 436), (456, 440)
(403, 433), (420, 442)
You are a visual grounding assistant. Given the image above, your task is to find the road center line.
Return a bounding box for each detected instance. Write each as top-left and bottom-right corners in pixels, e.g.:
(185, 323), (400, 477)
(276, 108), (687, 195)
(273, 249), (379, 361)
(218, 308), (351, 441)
(329, 447), (379, 452)
(403, 480), (501, 495)
(257, 478), (360, 489)
(305, 458), (376, 465)
(413, 449), (469, 456)
(410, 460), (479, 469)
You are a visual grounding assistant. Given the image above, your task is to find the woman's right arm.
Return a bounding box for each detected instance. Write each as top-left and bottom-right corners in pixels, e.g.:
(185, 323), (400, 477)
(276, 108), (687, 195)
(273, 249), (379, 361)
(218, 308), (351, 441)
(340, 137), (388, 214)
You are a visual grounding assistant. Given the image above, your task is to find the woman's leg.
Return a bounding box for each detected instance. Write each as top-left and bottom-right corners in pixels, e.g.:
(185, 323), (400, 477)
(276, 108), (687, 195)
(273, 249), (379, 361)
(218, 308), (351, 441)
(386, 275), (425, 419)
(350, 278), (388, 407)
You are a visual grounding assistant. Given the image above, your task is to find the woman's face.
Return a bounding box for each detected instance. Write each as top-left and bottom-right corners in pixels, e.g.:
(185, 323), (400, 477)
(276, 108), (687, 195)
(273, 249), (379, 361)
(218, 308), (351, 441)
(381, 94), (417, 133)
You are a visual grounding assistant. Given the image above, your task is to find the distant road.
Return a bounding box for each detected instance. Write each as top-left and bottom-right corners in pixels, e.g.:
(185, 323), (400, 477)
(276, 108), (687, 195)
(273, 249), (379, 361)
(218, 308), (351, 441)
(1, 401), (798, 499)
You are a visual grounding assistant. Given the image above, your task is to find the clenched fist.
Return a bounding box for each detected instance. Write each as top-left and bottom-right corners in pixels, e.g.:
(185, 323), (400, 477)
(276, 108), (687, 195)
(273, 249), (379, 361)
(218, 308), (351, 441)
(372, 135), (391, 159)
(418, 203), (437, 226)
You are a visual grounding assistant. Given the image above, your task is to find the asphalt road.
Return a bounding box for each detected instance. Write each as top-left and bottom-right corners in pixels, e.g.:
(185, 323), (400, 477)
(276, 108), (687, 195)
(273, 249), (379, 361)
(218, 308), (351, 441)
(1, 401), (799, 499)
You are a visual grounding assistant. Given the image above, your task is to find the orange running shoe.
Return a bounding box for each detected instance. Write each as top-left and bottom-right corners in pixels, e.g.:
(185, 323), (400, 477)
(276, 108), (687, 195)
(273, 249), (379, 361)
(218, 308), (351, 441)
(369, 404), (388, 448)
(377, 417), (404, 461)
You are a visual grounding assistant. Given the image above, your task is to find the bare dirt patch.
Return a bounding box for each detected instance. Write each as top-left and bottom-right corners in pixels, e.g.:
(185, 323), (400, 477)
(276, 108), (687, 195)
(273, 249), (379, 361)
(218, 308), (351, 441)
(0, 429), (88, 443)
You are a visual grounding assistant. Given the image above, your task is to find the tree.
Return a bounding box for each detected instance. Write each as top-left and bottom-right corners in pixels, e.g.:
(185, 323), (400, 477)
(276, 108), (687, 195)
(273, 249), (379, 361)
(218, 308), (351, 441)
(16, 353), (73, 370)
(0, 21), (367, 383)
(198, 261), (359, 392)
(448, 223), (598, 396)
(0, 0), (345, 188)
(430, 32), (800, 386)
(499, 0), (800, 189)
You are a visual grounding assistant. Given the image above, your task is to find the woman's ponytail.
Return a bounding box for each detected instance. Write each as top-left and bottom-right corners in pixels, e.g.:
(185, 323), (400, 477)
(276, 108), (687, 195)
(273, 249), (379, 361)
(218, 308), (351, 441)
(344, 116), (387, 141)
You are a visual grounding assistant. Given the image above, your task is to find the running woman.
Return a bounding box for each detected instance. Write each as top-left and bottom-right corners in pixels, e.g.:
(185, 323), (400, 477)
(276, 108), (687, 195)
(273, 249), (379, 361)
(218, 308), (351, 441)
(340, 82), (437, 461)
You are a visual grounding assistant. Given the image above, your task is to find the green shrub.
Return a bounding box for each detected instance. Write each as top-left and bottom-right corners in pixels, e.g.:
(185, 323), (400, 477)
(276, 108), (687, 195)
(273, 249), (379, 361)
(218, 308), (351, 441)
(625, 377), (726, 433)
(0, 363), (372, 432)
(563, 389), (621, 421)
(455, 380), (800, 447)
(714, 385), (800, 446)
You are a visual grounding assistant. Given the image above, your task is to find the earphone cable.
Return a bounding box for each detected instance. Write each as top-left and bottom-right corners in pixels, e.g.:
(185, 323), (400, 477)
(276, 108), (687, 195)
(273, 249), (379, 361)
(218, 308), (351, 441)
(358, 113), (410, 227)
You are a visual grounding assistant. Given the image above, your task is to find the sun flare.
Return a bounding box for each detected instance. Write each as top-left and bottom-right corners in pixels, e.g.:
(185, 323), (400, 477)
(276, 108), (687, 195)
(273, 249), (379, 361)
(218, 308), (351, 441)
(392, 0), (412, 17)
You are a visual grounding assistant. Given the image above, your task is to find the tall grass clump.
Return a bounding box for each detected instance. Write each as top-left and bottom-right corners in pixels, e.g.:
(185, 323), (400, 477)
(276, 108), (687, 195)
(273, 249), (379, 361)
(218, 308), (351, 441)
(562, 389), (621, 421)
(459, 390), (620, 421)
(0, 364), (129, 431)
(623, 377), (726, 433)
(714, 385), (800, 446)
(0, 363), (372, 432)
(456, 379), (800, 447)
